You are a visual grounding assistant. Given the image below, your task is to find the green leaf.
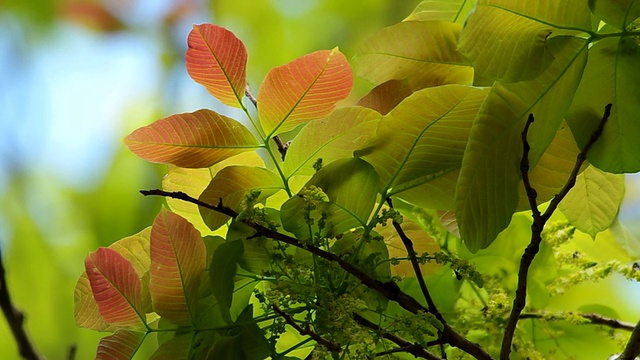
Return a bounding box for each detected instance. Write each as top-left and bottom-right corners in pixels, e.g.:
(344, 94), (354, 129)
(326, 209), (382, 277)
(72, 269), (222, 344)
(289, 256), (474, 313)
(186, 24), (248, 108)
(230, 305), (272, 360)
(355, 21), (473, 89)
(210, 240), (244, 324)
(283, 106), (381, 177)
(258, 48), (353, 136)
(96, 330), (145, 360)
(559, 166), (625, 238)
(456, 36), (589, 252)
(124, 109), (260, 168)
(74, 273), (115, 331)
(567, 34), (640, 173)
(281, 158), (379, 239)
(589, 0), (640, 29)
(209, 334), (245, 360)
(405, 0), (474, 23)
(150, 333), (213, 360)
(376, 219), (441, 277)
(150, 209), (206, 326)
(356, 84), (488, 209)
(199, 166), (284, 231)
(458, 0), (592, 82)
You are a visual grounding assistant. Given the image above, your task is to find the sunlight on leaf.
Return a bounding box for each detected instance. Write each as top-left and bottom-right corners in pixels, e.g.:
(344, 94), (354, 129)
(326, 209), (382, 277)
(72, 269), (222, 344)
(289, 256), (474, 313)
(150, 209), (206, 326)
(96, 330), (145, 360)
(258, 48), (353, 136)
(405, 0), (474, 23)
(124, 109), (260, 168)
(589, 0), (640, 29)
(355, 21), (473, 90)
(377, 219), (441, 277)
(74, 273), (115, 331)
(186, 24), (248, 108)
(356, 79), (413, 115)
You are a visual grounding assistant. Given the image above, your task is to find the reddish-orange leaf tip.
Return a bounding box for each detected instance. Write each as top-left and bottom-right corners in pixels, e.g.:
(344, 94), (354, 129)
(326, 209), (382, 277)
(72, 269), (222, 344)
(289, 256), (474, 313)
(124, 109), (260, 168)
(96, 330), (145, 360)
(186, 24), (248, 108)
(85, 248), (145, 328)
(258, 48), (353, 136)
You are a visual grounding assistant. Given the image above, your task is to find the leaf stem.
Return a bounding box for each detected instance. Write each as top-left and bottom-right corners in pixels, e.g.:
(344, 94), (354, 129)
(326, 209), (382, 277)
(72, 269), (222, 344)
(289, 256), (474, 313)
(500, 104), (612, 360)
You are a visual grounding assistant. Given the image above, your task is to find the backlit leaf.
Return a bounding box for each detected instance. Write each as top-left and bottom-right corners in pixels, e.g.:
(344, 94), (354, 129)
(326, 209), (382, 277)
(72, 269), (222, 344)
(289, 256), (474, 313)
(559, 166), (625, 238)
(96, 330), (145, 360)
(405, 0), (474, 23)
(567, 34), (640, 173)
(589, 0), (640, 29)
(211, 240), (244, 324)
(258, 48), (353, 136)
(283, 106), (381, 177)
(377, 219), (441, 277)
(355, 21), (472, 90)
(125, 109), (260, 168)
(458, 0), (591, 82)
(186, 24), (247, 108)
(150, 333), (212, 360)
(199, 166), (284, 230)
(456, 37), (589, 252)
(150, 209), (206, 326)
(85, 247), (145, 329)
(74, 272), (115, 331)
(356, 79), (413, 115)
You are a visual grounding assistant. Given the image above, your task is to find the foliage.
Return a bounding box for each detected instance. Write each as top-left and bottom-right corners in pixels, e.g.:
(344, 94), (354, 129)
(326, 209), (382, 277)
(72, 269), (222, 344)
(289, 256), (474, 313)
(74, 1), (640, 359)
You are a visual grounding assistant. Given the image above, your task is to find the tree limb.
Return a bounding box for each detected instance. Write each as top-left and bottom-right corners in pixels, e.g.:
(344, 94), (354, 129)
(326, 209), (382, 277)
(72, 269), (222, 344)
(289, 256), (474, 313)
(500, 104), (613, 360)
(272, 304), (341, 353)
(0, 249), (43, 360)
(618, 320), (640, 360)
(519, 312), (635, 331)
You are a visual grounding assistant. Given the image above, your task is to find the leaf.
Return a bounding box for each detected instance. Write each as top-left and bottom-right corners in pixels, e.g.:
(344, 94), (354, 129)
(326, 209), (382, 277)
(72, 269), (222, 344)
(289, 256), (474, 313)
(199, 166), (284, 231)
(356, 85), (488, 206)
(96, 330), (145, 360)
(281, 158), (379, 239)
(405, 0), (474, 23)
(163, 152), (265, 236)
(211, 240), (244, 324)
(150, 333), (214, 360)
(558, 166), (625, 238)
(589, 0), (640, 29)
(283, 106), (381, 177)
(567, 34), (640, 173)
(74, 272), (115, 331)
(85, 247), (145, 329)
(458, 0), (592, 82)
(124, 109), (260, 168)
(108, 227), (151, 278)
(186, 24), (248, 108)
(377, 219), (441, 277)
(150, 209), (206, 326)
(257, 48), (353, 136)
(355, 21), (473, 90)
(355, 79), (413, 116)
(208, 334), (245, 360)
(230, 305), (272, 360)
(456, 36), (589, 252)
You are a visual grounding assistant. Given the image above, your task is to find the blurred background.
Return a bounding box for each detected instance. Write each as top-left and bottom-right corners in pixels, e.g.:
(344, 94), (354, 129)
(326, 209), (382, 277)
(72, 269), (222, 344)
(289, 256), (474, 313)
(0, 0), (419, 358)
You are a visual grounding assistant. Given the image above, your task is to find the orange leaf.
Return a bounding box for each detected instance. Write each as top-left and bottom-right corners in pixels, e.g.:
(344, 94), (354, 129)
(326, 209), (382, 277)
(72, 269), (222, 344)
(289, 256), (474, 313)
(257, 48), (353, 136)
(85, 248), (145, 329)
(356, 79), (413, 115)
(124, 109), (260, 168)
(186, 24), (248, 108)
(96, 330), (145, 360)
(150, 209), (206, 326)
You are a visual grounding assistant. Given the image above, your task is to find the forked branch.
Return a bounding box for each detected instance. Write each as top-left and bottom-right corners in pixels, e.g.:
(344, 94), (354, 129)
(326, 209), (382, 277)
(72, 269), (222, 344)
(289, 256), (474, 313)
(245, 84), (288, 160)
(272, 304), (341, 353)
(500, 104), (613, 359)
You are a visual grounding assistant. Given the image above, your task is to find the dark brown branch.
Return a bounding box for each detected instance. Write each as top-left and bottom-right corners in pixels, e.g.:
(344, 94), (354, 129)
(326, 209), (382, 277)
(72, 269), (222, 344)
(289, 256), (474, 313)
(0, 249), (43, 360)
(354, 313), (441, 360)
(272, 304), (341, 352)
(618, 320), (640, 360)
(245, 83), (288, 160)
(519, 312), (635, 331)
(500, 104), (613, 360)
(140, 189), (493, 360)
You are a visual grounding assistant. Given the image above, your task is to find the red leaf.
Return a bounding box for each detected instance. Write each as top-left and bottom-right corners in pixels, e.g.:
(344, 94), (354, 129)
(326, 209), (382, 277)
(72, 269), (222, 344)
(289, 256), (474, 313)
(257, 48), (353, 136)
(85, 248), (145, 329)
(74, 272), (115, 331)
(96, 330), (145, 360)
(124, 109), (260, 168)
(150, 209), (206, 326)
(186, 24), (248, 108)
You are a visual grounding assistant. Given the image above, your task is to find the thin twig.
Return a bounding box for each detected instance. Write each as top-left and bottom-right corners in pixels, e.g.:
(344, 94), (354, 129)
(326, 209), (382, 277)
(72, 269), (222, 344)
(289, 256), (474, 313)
(272, 304), (341, 352)
(140, 189), (493, 360)
(500, 104), (613, 360)
(519, 312), (635, 331)
(0, 249), (43, 360)
(618, 320), (640, 360)
(245, 83), (288, 160)
(354, 313), (441, 360)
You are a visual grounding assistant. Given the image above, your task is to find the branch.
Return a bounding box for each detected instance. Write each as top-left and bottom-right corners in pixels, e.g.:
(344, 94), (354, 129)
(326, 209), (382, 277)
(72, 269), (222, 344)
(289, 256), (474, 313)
(618, 320), (640, 360)
(140, 189), (493, 360)
(0, 249), (43, 360)
(519, 312), (636, 331)
(353, 313), (441, 360)
(245, 84), (288, 161)
(272, 304), (341, 353)
(500, 104), (613, 360)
